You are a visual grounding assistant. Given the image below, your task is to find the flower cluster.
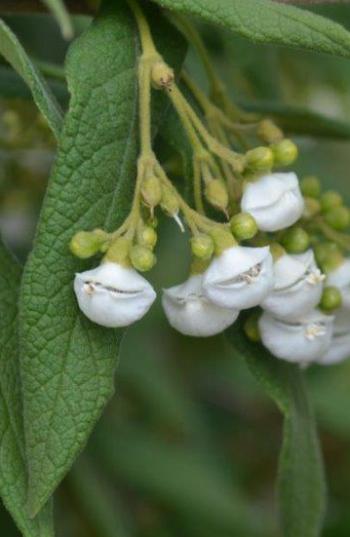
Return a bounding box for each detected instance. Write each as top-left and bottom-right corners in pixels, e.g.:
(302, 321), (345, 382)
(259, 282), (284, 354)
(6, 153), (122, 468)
(70, 4), (350, 369)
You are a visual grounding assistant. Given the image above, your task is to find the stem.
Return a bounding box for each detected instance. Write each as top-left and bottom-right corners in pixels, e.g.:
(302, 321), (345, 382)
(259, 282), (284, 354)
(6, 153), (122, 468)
(127, 0), (158, 56)
(193, 157), (205, 214)
(314, 217), (350, 251)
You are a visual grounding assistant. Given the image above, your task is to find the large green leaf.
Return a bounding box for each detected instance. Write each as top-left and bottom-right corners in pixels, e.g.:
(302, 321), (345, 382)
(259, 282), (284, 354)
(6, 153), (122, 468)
(152, 0), (350, 59)
(0, 241), (54, 537)
(0, 19), (63, 138)
(19, 0), (186, 518)
(226, 320), (326, 537)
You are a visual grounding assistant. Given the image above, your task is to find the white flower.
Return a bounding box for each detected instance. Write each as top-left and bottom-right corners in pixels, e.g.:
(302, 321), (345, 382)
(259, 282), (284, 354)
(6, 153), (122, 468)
(241, 172), (304, 232)
(259, 309), (333, 364)
(326, 258), (350, 308)
(202, 246), (274, 310)
(317, 310), (350, 365)
(74, 262), (156, 328)
(162, 274), (239, 337)
(262, 250), (325, 321)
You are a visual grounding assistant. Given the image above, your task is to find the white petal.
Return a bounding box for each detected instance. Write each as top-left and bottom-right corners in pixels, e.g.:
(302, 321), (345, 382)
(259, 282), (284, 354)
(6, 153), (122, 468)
(327, 259), (350, 308)
(241, 172), (304, 232)
(262, 250), (324, 320)
(317, 333), (350, 365)
(202, 246), (274, 309)
(162, 274), (239, 337)
(74, 262), (156, 327)
(259, 309), (333, 364)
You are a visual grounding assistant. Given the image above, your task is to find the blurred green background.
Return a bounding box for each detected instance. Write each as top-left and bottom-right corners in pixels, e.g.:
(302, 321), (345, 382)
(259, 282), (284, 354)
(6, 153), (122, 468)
(2, 3), (350, 536)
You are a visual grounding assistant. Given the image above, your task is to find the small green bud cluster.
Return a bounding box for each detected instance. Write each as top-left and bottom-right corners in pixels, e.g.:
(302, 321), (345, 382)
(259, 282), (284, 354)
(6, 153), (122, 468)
(281, 226), (310, 254)
(70, 229), (109, 259)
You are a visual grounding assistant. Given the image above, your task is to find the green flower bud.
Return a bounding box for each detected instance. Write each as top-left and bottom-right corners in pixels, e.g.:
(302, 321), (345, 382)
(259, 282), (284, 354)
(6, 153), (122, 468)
(130, 245), (156, 272)
(271, 139), (298, 167)
(257, 119), (283, 144)
(104, 237), (131, 266)
(160, 186), (179, 216)
(204, 179), (229, 213)
(321, 190), (342, 212)
(269, 242), (285, 261)
(230, 212), (258, 241)
(137, 225), (158, 249)
(303, 197), (321, 219)
(314, 242), (343, 273)
(244, 314), (261, 343)
(324, 206), (350, 231)
(70, 229), (108, 259)
(190, 234), (214, 260)
(209, 228), (236, 256)
(301, 176), (321, 199)
(190, 257), (211, 275)
(141, 175), (162, 209)
(151, 61), (174, 90)
(281, 227), (310, 254)
(244, 146), (274, 172)
(320, 286), (342, 312)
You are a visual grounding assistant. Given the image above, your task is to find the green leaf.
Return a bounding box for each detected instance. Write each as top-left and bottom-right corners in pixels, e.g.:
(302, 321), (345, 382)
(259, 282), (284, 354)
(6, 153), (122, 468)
(152, 0), (350, 59)
(226, 320), (326, 537)
(0, 240), (54, 537)
(19, 0), (186, 518)
(41, 0), (74, 40)
(242, 100), (350, 140)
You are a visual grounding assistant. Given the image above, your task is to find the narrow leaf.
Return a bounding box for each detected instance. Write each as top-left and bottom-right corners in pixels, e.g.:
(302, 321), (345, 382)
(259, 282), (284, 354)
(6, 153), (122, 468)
(19, 0), (186, 517)
(41, 0), (74, 40)
(0, 19), (63, 138)
(242, 100), (350, 140)
(226, 320), (326, 537)
(152, 0), (350, 59)
(0, 240), (54, 537)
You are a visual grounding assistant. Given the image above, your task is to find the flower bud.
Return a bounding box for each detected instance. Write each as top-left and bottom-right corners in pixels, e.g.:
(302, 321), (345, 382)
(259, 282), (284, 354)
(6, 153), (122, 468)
(130, 245), (156, 272)
(190, 234), (214, 260)
(257, 119), (283, 144)
(141, 175), (162, 209)
(271, 139), (298, 167)
(321, 190), (342, 212)
(70, 229), (108, 259)
(151, 61), (174, 90)
(160, 185), (179, 216)
(209, 228), (236, 256)
(281, 227), (310, 254)
(303, 197), (321, 219)
(244, 314), (261, 343)
(314, 242), (343, 274)
(230, 212), (258, 241)
(104, 237), (131, 266)
(320, 286), (342, 312)
(137, 225), (157, 249)
(300, 176), (321, 199)
(244, 146), (274, 172)
(324, 206), (350, 231)
(204, 179), (229, 213)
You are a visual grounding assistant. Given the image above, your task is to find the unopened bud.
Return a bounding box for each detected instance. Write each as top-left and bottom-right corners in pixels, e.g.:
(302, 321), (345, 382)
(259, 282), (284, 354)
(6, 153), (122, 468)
(190, 257), (211, 275)
(301, 176), (321, 199)
(271, 139), (298, 167)
(230, 212), (258, 241)
(314, 242), (343, 273)
(209, 228), (236, 256)
(244, 146), (274, 172)
(70, 229), (108, 259)
(160, 186), (179, 216)
(104, 237), (131, 266)
(269, 242), (285, 261)
(137, 225), (157, 249)
(320, 286), (342, 312)
(324, 206), (350, 231)
(303, 197), (321, 219)
(141, 175), (162, 209)
(190, 234), (214, 260)
(204, 179), (229, 213)
(244, 314), (261, 343)
(321, 190), (342, 212)
(257, 119), (283, 144)
(151, 61), (174, 90)
(130, 245), (156, 272)
(281, 227), (310, 253)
